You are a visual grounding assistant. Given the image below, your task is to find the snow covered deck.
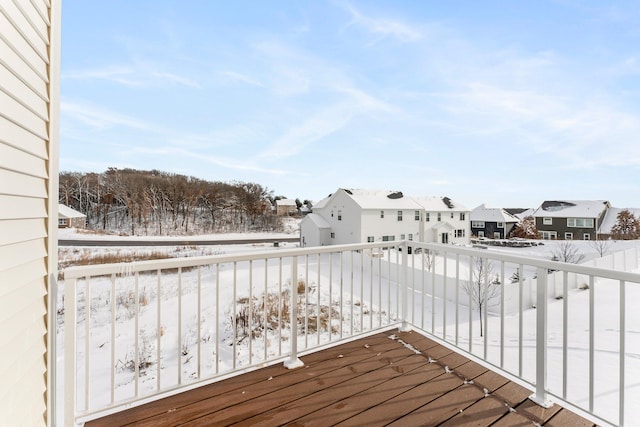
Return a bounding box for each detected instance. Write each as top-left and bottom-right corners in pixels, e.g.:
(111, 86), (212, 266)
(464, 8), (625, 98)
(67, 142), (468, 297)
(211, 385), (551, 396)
(86, 331), (594, 426)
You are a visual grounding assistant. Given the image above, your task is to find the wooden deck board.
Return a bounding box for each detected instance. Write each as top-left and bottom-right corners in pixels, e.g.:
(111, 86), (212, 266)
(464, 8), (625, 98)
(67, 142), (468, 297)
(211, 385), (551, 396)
(86, 331), (597, 427)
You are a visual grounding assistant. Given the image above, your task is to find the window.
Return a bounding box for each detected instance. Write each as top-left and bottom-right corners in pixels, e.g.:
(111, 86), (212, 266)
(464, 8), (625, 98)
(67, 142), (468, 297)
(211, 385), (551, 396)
(497, 222), (504, 228)
(541, 231), (557, 240)
(331, 210), (334, 218)
(397, 210), (403, 221)
(460, 213), (466, 221)
(58, 218), (67, 226)
(367, 236), (374, 243)
(471, 221), (484, 228)
(494, 232), (501, 239)
(455, 229), (465, 238)
(478, 231), (485, 238)
(543, 217), (552, 225)
(400, 234), (405, 240)
(437, 213), (441, 221)
(565, 232), (573, 240)
(567, 218), (594, 228)
(415, 210), (420, 221)
(330, 232), (335, 239)
(382, 235), (395, 242)
(337, 210), (342, 221)
(425, 212), (430, 222)
(583, 233), (591, 240)
(380, 210), (384, 218)
(408, 234), (413, 241)
(451, 212), (454, 219)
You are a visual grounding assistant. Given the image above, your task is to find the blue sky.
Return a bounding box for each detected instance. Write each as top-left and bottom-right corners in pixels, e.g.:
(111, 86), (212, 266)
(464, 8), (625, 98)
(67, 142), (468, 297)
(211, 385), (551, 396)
(60, 1), (640, 209)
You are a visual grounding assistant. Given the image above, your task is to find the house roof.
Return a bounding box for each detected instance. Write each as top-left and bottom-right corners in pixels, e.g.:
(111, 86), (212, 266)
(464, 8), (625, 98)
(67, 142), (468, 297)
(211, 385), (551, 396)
(338, 189), (424, 210)
(58, 204), (86, 218)
(599, 207), (640, 234)
(532, 200), (609, 219)
(471, 204), (520, 223)
(412, 196), (469, 212)
(300, 213), (331, 229)
(276, 199), (297, 206)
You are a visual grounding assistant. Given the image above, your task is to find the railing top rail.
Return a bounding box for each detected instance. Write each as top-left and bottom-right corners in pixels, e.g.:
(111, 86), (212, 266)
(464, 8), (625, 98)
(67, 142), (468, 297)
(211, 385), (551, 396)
(62, 240), (640, 284)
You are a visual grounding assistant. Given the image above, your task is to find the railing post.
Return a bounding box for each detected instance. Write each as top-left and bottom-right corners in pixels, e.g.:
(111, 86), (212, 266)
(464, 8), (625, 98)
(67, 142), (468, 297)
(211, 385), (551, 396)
(399, 242), (411, 332)
(529, 267), (552, 408)
(64, 278), (78, 427)
(284, 256), (304, 369)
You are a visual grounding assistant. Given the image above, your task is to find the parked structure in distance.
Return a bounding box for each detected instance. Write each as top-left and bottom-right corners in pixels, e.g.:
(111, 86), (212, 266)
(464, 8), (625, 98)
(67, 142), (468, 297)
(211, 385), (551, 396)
(299, 188), (470, 247)
(58, 204), (86, 229)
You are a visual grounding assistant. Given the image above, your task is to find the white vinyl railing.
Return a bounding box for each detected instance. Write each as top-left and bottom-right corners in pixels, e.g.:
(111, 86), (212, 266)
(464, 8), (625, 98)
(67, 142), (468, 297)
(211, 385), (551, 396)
(63, 241), (640, 426)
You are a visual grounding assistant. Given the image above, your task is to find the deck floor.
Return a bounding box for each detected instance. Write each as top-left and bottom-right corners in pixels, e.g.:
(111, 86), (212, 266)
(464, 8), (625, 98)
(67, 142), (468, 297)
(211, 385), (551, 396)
(87, 331), (595, 426)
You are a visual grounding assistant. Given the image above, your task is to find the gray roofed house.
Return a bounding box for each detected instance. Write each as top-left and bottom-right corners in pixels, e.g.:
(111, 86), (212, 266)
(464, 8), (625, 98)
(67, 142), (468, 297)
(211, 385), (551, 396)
(532, 200), (610, 240)
(470, 204), (521, 239)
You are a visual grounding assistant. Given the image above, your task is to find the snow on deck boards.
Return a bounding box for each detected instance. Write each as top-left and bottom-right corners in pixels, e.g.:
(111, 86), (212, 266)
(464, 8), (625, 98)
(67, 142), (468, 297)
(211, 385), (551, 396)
(86, 331), (595, 427)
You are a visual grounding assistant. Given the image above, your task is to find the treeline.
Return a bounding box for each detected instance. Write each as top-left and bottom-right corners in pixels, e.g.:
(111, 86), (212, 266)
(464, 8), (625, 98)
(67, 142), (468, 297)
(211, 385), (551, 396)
(59, 168), (282, 235)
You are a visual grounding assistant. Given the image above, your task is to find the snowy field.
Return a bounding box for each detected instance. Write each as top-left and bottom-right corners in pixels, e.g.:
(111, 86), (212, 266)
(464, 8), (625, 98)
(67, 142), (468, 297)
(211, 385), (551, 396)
(56, 231), (640, 426)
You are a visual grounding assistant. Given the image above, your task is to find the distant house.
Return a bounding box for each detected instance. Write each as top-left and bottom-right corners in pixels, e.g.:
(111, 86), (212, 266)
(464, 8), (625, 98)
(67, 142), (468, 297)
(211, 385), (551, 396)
(275, 199), (297, 216)
(598, 207), (640, 239)
(532, 200), (610, 240)
(58, 204), (86, 228)
(470, 205), (520, 239)
(300, 188), (470, 247)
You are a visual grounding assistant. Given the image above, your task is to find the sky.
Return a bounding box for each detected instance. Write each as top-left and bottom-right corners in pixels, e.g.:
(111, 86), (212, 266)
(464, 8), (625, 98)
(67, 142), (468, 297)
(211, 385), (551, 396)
(60, 1), (640, 209)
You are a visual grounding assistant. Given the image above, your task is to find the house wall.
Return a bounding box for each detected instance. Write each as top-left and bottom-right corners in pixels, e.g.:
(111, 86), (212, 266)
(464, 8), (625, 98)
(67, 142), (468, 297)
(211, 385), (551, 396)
(0, 1), (60, 425)
(471, 221), (516, 239)
(360, 208), (421, 243)
(536, 217), (598, 240)
(424, 211), (470, 244)
(317, 190), (362, 245)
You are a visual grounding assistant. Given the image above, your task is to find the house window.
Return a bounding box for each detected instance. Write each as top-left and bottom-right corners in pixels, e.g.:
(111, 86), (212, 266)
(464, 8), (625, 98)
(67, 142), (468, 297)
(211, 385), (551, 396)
(567, 218), (594, 228)
(397, 210), (403, 221)
(425, 212), (430, 222)
(331, 210), (334, 218)
(337, 210), (342, 221)
(330, 232), (335, 238)
(408, 234), (413, 241)
(455, 229), (465, 238)
(460, 213), (466, 220)
(541, 231), (557, 240)
(367, 236), (374, 243)
(400, 234), (405, 240)
(471, 221), (484, 228)
(583, 233), (591, 240)
(415, 210), (420, 221)
(478, 231), (485, 238)
(437, 213), (441, 221)
(382, 235), (395, 242)
(497, 222), (504, 228)
(565, 232), (573, 240)
(58, 218), (67, 226)
(451, 212), (454, 219)
(380, 210), (384, 218)
(543, 217), (552, 225)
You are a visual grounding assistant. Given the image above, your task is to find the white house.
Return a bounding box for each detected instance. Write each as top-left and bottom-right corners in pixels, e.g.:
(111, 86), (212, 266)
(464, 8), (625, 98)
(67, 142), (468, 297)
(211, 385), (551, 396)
(0, 1), (61, 426)
(300, 189), (470, 247)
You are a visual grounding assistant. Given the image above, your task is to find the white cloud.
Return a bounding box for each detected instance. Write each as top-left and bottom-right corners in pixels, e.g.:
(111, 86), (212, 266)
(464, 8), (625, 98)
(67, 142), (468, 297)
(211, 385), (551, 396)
(344, 3), (421, 43)
(61, 101), (155, 131)
(219, 70), (265, 87)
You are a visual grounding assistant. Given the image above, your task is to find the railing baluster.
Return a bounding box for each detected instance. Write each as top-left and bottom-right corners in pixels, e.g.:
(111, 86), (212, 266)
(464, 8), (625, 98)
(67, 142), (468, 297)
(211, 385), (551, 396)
(249, 260), (253, 364)
(455, 253), (460, 347)
(400, 242), (410, 331)
(215, 264), (219, 374)
(304, 255), (309, 348)
(518, 264), (523, 378)
(500, 261), (504, 368)
(562, 271), (568, 399)
(265, 259), (269, 361)
(317, 254), (321, 345)
(468, 255), (473, 353)
(134, 271), (139, 397)
(284, 256), (303, 369)
(232, 262), (237, 369)
(328, 253), (333, 343)
(530, 267), (551, 407)
(589, 275), (595, 413)
(620, 279), (626, 426)
(110, 273), (116, 405)
(64, 277), (78, 427)
(197, 267), (202, 379)
(278, 258), (282, 355)
(84, 276), (91, 408)
(156, 269), (161, 390)
(443, 251), (447, 340)
(350, 251), (354, 336)
(178, 267), (183, 384)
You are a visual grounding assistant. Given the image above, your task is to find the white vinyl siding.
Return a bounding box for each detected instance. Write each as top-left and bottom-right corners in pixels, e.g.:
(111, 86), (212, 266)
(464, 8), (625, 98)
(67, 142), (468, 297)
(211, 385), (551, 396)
(0, 1), (60, 426)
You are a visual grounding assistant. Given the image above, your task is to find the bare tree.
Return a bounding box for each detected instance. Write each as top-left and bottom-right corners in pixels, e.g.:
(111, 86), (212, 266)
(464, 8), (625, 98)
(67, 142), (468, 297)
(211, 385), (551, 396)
(511, 216), (540, 239)
(551, 241), (585, 264)
(589, 239), (612, 257)
(463, 257), (500, 337)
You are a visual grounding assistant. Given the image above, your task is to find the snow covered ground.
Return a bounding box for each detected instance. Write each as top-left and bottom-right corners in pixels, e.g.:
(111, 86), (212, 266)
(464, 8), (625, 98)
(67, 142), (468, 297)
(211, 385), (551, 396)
(56, 232), (640, 426)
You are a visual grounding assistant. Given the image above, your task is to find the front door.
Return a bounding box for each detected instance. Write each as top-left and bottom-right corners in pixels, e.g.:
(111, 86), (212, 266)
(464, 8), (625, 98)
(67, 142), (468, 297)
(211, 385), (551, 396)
(441, 233), (449, 244)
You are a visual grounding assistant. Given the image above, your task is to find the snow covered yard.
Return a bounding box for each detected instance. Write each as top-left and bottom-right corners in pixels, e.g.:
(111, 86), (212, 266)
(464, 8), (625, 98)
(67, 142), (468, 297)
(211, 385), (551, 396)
(56, 234), (640, 426)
